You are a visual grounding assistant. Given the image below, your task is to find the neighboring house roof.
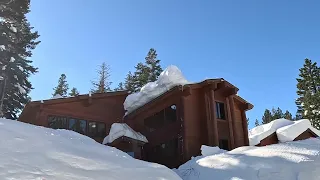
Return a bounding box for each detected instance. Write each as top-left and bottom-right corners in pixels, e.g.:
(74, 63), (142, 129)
(102, 123), (148, 144)
(249, 119), (320, 146)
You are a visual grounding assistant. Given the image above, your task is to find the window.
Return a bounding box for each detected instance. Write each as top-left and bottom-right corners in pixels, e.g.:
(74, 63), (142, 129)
(216, 102), (226, 120)
(48, 116), (67, 129)
(47, 115), (105, 138)
(88, 122), (97, 136)
(69, 119), (87, 135)
(88, 121), (106, 138)
(219, 139), (229, 150)
(144, 104), (177, 131)
(97, 122), (106, 137)
(164, 105), (177, 123)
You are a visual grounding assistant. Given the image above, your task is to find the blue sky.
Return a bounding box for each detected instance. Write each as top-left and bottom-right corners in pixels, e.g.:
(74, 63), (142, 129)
(27, 0), (320, 128)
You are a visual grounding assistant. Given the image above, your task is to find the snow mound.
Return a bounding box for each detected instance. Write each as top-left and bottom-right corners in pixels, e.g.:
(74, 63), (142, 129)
(175, 138), (320, 180)
(249, 118), (294, 146)
(0, 118), (180, 180)
(277, 119), (320, 142)
(201, 145), (226, 156)
(103, 123), (148, 144)
(124, 65), (190, 114)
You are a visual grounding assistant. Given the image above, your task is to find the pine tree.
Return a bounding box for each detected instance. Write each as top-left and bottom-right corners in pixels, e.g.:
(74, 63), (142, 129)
(272, 107), (283, 120)
(130, 48), (163, 92)
(114, 82), (125, 91)
(91, 62), (112, 93)
(0, 0), (40, 119)
(145, 48), (162, 82)
(124, 71), (135, 92)
(284, 110), (293, 120)
(262, 109), (272, 124)
(254, 119), (260, 127)
(53, 74), (69, 97)
(296, 58), (320, 129)
(69, 87), (79, 96)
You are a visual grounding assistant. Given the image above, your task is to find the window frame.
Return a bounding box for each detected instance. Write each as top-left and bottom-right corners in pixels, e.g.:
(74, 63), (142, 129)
(47, 115), (106, 138)
(144, 104), (178, 132)
(215, 101), (226, 120)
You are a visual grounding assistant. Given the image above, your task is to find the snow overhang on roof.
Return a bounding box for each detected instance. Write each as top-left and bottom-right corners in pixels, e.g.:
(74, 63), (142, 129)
(103, 123), (148, 145)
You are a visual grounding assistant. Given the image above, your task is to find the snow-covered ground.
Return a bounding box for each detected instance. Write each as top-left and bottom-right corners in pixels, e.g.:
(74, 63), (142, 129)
(175, 139), (320, 180)
(0, 118), (180, 180)
(124, 65), (190, 114)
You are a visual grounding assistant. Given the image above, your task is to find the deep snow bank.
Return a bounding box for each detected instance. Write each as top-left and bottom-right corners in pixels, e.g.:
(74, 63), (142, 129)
(0, 118), (180, 180)
(124, 65), (189, 114)
(175, 139), (320, 180)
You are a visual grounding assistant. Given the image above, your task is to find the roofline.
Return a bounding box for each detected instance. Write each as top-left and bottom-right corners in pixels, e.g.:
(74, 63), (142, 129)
(28, 91), (129, 106)
(234, 95), (254, 111)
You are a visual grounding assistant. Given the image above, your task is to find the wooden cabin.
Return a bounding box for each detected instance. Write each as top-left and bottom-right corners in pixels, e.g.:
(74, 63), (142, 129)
(18, 78), (253, 168)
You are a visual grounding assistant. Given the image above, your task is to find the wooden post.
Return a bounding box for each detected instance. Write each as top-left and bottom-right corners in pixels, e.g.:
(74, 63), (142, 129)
(210, 88), (219, 146)
(226, 97), (235, 149)
(229, 95), (238, 147)
(205, 92), (214, 146)
(241, 109), (249, 146)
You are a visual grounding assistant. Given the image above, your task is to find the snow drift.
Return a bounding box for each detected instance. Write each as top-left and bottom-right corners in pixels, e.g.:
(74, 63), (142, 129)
(175, 139), (320, 180)
(0, 118), (180, 180)
(103, 123), (148, 144)
(124, 65), (190, 114)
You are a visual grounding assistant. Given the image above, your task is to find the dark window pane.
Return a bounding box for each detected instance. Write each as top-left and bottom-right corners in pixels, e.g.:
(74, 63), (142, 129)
(144, 110), (165, 131)
(48, 116), (67, 129)
(165, 105), (177, 123)
(79, 120), (87, 135)
(97, 122), (106, 137)
(88, 122), (97, 136)
(69, 119), (87, 135)
(69, 119), (77, 132)
(216, 102), (226, 120)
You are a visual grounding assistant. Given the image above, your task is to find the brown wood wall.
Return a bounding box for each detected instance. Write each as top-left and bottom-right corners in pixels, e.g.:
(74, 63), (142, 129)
(19, 95), (127, 143)
(233, 103), (245, 147)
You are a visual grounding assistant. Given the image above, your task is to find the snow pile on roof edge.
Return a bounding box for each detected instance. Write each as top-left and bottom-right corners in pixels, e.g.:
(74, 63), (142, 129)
(277, 119), (320, 142)
(124, 65), (190, 115)
(175, 138), (320, 180)
(0, 118), (180, 180)
(103, 123), (148, 144)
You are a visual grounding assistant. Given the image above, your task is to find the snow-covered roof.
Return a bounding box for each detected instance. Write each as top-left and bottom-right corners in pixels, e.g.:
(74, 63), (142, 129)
(175, 138), (320, 180)
(124, 65), (190, 115)
(249, 118), (293, 146)
(249, 118), (320, 145)
(0, 118), (179, 180)
(103, 123), (148, 144)
(277, 119), (320, 142)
